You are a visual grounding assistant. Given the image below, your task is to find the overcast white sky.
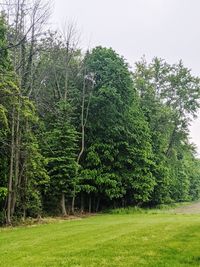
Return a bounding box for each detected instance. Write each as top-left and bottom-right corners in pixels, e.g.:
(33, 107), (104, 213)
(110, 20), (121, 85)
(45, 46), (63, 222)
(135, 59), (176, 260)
(51, 0), (200, 153)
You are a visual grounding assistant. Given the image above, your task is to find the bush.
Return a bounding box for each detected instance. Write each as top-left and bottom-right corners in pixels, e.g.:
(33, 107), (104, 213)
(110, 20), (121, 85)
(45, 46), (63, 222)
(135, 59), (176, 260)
(107, 206), (145, 214)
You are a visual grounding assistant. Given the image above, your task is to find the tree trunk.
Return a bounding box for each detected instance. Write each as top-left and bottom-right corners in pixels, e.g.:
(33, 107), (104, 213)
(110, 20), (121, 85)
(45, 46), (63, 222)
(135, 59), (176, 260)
(21, 119), (29, 222)
(81, 192), (84, 214)
(11, 102), (20, 217)
(7, 107), (15, 225)
(22, 208), (26, 222)
(88, 195), (92, 213)
(71, 195), (75, 214)
(61, 193), (67, 216)
(96, 197), (100, 212)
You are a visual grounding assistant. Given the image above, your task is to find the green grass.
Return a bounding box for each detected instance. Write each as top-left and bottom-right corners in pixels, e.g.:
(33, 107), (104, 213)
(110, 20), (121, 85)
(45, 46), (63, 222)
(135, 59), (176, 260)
(1, 213), (200, 266)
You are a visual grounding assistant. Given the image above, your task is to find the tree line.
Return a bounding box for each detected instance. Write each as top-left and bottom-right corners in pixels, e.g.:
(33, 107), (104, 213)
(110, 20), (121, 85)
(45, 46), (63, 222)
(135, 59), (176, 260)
(0, 0), (200, 225)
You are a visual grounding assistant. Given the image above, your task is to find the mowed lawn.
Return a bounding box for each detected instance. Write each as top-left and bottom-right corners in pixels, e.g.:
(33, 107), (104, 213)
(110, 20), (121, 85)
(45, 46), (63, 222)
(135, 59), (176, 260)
(1, 213), (200, 267)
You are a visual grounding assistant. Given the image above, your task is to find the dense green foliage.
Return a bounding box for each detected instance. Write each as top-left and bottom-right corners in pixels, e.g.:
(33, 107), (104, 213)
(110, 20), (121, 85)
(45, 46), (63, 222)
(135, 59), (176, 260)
(0, 1), (200, 224)
(1, 211), (200, 266)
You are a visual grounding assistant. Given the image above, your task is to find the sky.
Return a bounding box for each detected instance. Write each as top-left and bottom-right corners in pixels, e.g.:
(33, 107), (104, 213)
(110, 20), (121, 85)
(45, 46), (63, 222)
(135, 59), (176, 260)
(51, 0), (200, 153)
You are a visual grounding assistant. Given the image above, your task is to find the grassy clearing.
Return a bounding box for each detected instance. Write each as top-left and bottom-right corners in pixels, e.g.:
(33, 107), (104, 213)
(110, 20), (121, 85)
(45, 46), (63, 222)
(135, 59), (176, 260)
(1, 212), (200, 267)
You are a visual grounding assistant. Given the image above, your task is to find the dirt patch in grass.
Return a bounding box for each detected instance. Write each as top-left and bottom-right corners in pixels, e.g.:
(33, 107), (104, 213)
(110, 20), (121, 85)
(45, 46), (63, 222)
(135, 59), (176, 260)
(174, 201), (200, 214)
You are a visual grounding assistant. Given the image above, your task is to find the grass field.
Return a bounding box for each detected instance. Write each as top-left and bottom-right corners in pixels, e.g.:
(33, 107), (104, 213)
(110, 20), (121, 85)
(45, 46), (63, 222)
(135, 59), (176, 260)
(1, 211), (200, 267)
